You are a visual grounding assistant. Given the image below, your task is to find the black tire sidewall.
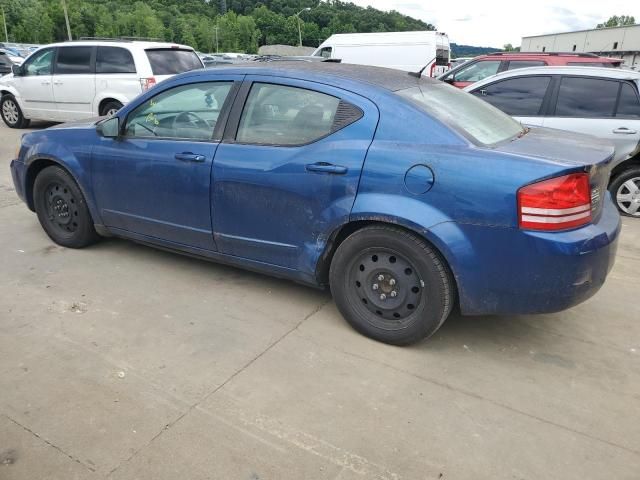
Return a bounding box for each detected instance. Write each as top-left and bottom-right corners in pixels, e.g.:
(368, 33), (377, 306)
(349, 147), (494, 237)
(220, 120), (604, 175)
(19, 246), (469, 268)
(1, 95), (27, 128)
(609, 166), (640, 217)
(330, 226), (453, 345)
(34, 166), (99, 248)
(100, 101), (123, 117)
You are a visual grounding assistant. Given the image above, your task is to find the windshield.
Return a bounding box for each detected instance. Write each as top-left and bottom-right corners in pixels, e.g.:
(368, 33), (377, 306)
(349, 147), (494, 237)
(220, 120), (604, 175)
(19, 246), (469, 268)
(397, 83), (525, 145)
(145, 49), (203, 75)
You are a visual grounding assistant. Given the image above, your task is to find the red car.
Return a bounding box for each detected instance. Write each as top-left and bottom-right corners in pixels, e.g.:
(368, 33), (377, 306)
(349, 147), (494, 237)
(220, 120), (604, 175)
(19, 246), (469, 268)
(439, 52), (623, 88)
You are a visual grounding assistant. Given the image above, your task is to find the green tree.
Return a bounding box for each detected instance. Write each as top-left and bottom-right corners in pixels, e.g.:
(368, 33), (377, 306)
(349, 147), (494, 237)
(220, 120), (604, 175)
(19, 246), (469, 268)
(3, 0), (437, 52)
(597, 15), (636, 28)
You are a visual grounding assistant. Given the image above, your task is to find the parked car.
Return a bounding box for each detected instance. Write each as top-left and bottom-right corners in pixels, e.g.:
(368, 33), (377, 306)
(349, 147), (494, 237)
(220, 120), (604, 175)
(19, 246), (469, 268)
(313, 31), (450, 77)
(0, 51), (17, 76)
(439, 52), (622, 88)
(0, 39), (204, 128)
(9, 63), (620, 345)
(0, 48), (24, 65)
(450, 57), (473, 69)
(464, 66), (640, 217)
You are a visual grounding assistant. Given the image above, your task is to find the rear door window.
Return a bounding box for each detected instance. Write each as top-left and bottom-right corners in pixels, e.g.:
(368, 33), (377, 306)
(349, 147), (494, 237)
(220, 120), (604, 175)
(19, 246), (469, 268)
(96, 46), (136, 74)
(616, 82), (640, 118)
(145, 49), (203, 75)
(472, 76), (551, 116)
(236, 83), (343, 145)
(454, 60), (501, 83)
(55, 46), (93, 74)
(555, 77), (619, 117)
(506, 60), (545, 70)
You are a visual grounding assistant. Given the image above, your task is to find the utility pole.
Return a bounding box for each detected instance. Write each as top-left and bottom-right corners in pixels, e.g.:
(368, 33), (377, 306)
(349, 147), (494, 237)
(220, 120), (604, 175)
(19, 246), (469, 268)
(1, 6), (8, 43)
(295, 7), (311, 48)
(61, 0), (72, 41)
(213, 24), (219, 53)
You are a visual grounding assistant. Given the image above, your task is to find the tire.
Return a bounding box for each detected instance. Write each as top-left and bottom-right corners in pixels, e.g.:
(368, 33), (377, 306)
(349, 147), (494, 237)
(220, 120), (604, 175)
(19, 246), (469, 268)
(1, 94), (30, 128)
(100, 100), (123, 117)
(33, 166), (100, 248)
(329, 225), (454, 345)
(609, 166), (640, 217)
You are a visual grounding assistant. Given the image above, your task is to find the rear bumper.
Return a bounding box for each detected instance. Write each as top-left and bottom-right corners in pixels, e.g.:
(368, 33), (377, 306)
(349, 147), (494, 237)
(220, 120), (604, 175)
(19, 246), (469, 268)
(432, 197), (621, 316)
(9, 158), (27, 204)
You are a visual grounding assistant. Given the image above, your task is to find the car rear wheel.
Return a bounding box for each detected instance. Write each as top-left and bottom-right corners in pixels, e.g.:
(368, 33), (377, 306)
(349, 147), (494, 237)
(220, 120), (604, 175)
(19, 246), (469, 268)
(609, 167), (640, 217)
(1, 95), (30, 128)
(100, 100), (123, 117)
(329, 225), (454, 345)
(34, 166), (100, 248)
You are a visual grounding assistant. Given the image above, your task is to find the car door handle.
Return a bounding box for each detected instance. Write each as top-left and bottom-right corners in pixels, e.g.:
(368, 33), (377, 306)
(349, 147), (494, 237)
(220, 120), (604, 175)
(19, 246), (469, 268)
(613, 127), (637, 134)
(41, 80), (51, 85)
(175, 152), (206, 162)
(53, 81), (63, 86)
(305, 162), (348, 174)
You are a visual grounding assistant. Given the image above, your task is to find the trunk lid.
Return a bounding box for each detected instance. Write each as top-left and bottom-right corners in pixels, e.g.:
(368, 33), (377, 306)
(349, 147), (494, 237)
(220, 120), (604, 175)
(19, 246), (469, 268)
(496, 127), (615, 218)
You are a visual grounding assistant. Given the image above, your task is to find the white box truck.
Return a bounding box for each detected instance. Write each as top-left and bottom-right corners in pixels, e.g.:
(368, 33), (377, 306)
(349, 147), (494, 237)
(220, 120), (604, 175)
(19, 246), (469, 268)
(312, 31), (450, 77)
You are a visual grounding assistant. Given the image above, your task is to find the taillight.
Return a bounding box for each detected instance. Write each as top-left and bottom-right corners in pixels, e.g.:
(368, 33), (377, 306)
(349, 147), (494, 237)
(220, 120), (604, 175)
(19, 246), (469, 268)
(518, 173), (592, 231)
(429, 63), (436, 78)
(140, 77), (156, 91)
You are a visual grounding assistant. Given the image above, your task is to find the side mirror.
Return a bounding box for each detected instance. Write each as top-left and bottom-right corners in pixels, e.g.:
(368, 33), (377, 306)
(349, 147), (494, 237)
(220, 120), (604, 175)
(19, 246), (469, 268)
(97, 116), (120, 138)
(11, 64), (22, 76)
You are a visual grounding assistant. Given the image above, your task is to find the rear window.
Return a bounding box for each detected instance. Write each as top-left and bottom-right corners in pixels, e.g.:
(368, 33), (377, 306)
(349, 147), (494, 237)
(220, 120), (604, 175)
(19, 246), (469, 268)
(145, 49), (203, 75)
(398, 83), (524, 145)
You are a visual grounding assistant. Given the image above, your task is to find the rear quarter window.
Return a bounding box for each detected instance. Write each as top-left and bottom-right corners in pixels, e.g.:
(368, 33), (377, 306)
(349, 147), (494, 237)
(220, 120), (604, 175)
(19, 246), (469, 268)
(145, 49), (203, 75)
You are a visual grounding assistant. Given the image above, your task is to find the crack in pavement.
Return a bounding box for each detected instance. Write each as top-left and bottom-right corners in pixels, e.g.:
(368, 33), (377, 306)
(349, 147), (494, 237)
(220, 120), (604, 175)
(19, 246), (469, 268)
(4, 414), (97, 473)
(106, 298), (333, 478)
(297, 334), (640, 458)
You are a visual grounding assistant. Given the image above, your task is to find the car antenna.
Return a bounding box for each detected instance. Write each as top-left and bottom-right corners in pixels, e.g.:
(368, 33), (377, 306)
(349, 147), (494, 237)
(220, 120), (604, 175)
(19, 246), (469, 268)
(409, 57), (435, 78)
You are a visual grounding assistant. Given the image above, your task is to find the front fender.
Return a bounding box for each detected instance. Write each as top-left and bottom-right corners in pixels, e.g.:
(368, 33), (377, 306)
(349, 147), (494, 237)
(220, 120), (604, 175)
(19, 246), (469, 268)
(22, 131), (101, 223)
(0, 83), (25, 110)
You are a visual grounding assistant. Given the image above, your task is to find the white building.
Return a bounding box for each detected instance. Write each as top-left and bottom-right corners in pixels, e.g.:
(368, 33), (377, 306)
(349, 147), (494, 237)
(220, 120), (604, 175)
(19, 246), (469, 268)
(521, 24), (640, 70)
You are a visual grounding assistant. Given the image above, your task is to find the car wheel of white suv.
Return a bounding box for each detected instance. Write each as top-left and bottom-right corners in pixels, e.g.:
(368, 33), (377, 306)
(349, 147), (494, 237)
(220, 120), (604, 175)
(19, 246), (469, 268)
(610, 166), (640, 217)
(1, 95), (30, 129)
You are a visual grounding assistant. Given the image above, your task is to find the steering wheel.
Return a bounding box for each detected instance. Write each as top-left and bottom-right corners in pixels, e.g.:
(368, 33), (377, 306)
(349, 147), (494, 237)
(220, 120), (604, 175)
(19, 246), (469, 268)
(172, 111), (211, 132)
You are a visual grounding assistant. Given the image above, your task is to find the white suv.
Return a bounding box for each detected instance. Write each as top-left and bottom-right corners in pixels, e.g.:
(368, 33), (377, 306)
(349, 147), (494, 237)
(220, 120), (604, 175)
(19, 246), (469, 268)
(0, 39), (204, 128)
(465, 66), (640, 216)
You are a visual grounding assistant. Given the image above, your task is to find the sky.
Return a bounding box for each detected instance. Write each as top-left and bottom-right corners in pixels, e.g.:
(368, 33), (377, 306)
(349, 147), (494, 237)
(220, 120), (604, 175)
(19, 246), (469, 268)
(350, 0), (640, 48)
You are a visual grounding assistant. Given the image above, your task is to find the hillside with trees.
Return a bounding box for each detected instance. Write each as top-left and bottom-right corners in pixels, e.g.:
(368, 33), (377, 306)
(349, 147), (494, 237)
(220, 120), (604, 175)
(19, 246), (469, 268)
(2, 0), (434, 53)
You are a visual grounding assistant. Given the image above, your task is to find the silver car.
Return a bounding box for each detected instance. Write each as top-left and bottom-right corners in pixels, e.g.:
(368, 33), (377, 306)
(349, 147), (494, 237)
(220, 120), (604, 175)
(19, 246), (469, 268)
(465, 66), (640, 216)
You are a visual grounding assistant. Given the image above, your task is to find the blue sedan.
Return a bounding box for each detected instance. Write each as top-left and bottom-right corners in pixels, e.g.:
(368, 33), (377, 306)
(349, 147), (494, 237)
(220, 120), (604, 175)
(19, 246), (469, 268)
(9, 63), (621, 345)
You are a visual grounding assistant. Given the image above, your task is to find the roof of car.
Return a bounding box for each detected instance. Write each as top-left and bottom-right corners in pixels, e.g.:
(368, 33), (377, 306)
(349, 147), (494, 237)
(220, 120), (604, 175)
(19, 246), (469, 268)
(40, 40), (195, 50)
(193, 61), (438, 92)
(464, 65), (640, 90)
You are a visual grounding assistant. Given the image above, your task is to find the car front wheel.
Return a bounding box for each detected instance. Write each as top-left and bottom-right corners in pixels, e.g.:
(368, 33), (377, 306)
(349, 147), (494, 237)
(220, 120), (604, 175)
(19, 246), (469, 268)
(1, 95), (30, 128)
(329, 225), (454, 345)
(34, 166), (100, 248)
(609, 166), (640, 217)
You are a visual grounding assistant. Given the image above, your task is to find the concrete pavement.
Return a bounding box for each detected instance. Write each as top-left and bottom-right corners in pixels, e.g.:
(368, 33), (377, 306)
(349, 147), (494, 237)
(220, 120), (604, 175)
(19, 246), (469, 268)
(1, 122), (639, 480)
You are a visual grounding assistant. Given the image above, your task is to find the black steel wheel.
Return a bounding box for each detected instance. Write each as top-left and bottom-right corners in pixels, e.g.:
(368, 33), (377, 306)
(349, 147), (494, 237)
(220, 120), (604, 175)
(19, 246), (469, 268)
(34, 166), (100, 248)
(330, 225), (454, 345)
